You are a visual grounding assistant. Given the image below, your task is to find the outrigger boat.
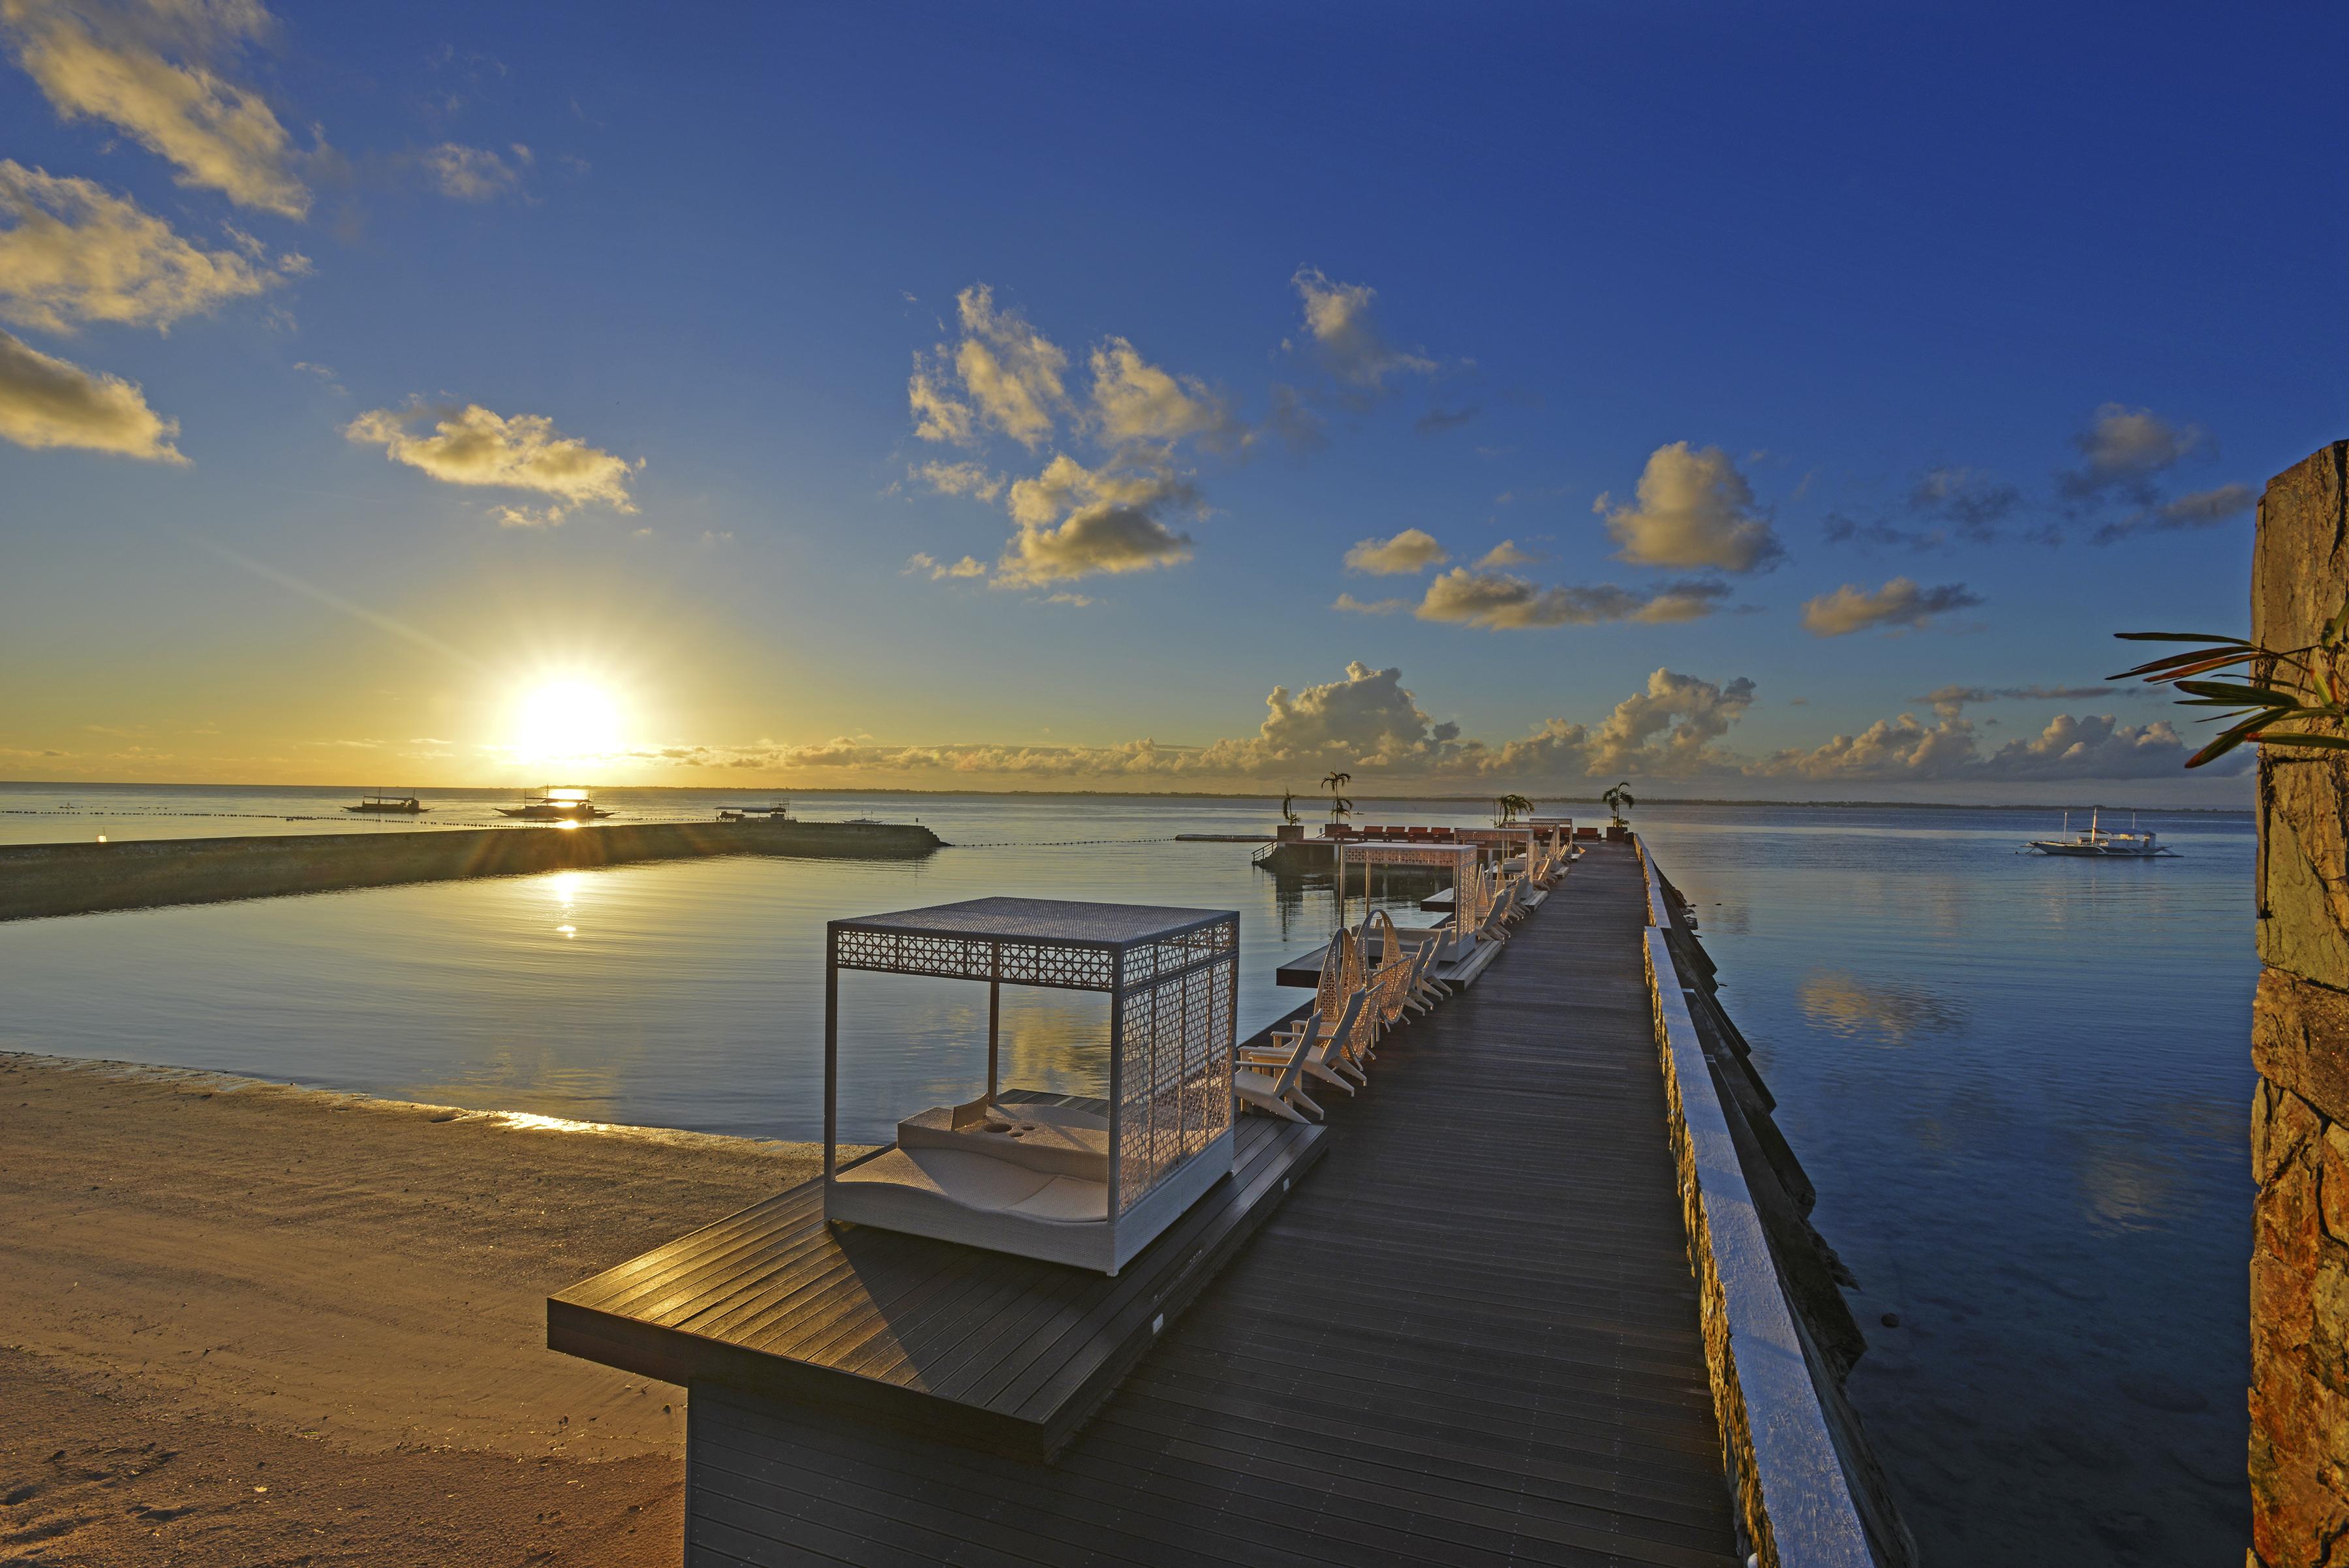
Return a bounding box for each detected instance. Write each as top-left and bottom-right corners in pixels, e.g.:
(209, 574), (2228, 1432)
(497, 786), (611, 821)
(2023, 807), (2175, 858)
(345, 793), (425, 814)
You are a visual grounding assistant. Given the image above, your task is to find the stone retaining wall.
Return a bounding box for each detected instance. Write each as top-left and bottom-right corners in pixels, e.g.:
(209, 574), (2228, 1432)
(1635, 838), (1910, 1568)
(2249, 440), (2349, 1567)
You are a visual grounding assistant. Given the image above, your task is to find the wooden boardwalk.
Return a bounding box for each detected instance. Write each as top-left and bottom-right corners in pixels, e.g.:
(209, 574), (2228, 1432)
(677, 842), (1738, 1567)
(550, 1102), (1324, 1460)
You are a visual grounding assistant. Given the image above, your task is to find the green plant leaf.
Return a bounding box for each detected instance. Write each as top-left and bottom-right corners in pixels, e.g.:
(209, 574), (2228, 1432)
(2187, 728), (2257, 768)
(2112, 631), (2256, 644)
(2262, 732), (2349, 751)
(2173, 680), (2299, 703)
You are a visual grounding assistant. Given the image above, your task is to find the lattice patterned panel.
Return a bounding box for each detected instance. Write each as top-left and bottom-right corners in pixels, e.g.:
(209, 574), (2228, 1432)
(1122, 918), (1238, 987)
(1336, 843), (1484, 870)
(832, 928), (1115, 991)
(1114, 952), (1235, 1213)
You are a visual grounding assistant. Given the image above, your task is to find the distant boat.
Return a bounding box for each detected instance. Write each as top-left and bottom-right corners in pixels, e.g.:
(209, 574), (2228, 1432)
(497, 786), (611, 821)
(2024, 807), (2175, 858)
(345, 793), (426, 814)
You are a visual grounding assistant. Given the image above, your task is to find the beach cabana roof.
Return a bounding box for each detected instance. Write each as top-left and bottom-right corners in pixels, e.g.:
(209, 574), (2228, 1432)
(829, 896), (1236, 992)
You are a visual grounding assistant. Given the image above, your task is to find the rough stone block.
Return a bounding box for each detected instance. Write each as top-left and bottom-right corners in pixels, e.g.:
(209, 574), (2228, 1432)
(2254, 443), (2349, 990)
(2324, 1124), (2349, 1246)
(2316, 1244), (2349, 1398)
(2256, 968), (2349, 1129)
(2250, 1340), (2349, 1567)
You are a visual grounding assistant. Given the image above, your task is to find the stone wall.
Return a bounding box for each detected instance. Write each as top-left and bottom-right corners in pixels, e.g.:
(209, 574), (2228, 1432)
(2250, 440), (2349, 1567)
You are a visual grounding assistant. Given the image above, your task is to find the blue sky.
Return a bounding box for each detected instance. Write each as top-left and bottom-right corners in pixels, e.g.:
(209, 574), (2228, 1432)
(1, 1), (2341, 801)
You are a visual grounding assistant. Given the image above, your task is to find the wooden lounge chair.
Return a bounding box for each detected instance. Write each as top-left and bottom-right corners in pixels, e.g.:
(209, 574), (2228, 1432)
(1235, 1015), (1319, 1123)
(1240, 990), (1370, 1116)
(1398, 928), (1448, 1012)
(1477, 882), (1520, 945)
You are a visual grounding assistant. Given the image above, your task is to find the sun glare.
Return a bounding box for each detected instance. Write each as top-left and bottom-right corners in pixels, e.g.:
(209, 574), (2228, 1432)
(511, 678), (625, 763)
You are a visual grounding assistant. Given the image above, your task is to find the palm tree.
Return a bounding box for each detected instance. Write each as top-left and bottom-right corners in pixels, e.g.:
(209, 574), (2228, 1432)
(1493, 792), (1533, 827)
(1321, 770), (1354, 825)
(1601, 781), (1635, 829)
(1279, 788), (1300, 827)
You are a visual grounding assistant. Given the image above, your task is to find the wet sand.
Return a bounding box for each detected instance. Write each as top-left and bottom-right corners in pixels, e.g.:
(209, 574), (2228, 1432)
(0, 1053), (832, 1566)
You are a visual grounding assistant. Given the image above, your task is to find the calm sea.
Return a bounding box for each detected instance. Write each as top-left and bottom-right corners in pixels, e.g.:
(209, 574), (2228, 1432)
(0, 782), (2253, 1565)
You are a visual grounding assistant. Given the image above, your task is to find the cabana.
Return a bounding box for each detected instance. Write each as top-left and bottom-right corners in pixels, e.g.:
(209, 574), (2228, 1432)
(823, 896), (1238, 1275)
(1334, 840), (1481, 961)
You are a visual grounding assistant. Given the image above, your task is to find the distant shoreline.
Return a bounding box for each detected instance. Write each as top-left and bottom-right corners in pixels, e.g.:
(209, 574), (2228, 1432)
(0, 778), (2258, 816)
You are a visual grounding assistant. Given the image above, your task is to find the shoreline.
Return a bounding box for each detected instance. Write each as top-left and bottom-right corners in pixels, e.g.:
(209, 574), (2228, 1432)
(0, 1053), (837, 1566)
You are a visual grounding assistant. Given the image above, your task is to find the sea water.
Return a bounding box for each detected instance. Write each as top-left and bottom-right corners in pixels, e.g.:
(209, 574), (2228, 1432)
(0, 783), (2253, 1565)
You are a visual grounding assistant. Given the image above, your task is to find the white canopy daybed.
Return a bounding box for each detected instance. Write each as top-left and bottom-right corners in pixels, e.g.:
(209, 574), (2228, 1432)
(823, 896), (1239, 1275)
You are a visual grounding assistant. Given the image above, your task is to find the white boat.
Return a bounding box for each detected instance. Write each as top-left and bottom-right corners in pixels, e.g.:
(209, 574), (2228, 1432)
(2023, 808), (2175, 858)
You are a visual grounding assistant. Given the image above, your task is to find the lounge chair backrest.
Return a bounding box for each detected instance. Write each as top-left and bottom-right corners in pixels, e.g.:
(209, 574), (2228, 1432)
(1314, 927), (1360, 1021)
(1315, 991), (1368, 1068)
(1265, 1009), (1319, 1096)
(1327, 986), (1375, 1066)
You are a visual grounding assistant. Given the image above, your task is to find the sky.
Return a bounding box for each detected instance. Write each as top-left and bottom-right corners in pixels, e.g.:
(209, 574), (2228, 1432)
(1, 0), (2343, 804)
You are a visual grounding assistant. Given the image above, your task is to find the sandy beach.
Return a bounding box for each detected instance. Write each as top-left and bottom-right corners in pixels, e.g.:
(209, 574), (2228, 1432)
(0, 1053), (828, 1566)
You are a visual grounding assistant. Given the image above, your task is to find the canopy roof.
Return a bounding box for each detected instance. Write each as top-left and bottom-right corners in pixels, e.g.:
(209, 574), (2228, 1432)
(1333, 842), (1484, 869)
(829, 896), (1238, 994)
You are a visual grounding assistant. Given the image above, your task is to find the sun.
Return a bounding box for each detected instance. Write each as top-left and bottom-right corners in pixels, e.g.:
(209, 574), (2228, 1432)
(511, 678), (625, 763)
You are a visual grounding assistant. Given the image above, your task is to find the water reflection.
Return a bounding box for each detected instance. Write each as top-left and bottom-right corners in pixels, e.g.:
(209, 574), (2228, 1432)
(1797, 970), (1969, 1045)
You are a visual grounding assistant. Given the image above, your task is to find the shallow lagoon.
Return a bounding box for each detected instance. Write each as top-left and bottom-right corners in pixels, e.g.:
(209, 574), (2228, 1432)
(0, 786), (2254, 1565)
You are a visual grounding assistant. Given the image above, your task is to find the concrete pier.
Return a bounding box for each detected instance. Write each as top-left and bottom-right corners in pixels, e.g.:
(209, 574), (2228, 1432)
(0, 819), (944, 922)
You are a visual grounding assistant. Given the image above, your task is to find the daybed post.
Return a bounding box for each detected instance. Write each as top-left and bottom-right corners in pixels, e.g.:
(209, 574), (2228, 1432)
(987, 952), (1001, 1103)
(1106, 945), (1124, 1225)
(823, 926), (839, 1187)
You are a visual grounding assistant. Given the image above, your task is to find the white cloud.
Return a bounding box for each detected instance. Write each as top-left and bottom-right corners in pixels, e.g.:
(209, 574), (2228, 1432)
(1201, 661), (1462, 772)
(423, 142), (523, 202)
(1800, 577), (1984, 636)
(1584, 669), (1756, 776)
(1343, 527), (1447, 576)
(1, 0), (312, 219)
(907, 358), (974, 445)
(905, 551), (987, 580)
(992, 452), (1195, 585)
(1088, 335), (1240, 448)
(0, 160), (295, 333)
(1475, 539), (1539, 568)
(1760, 709), (2231, 782)
(1912, 684), (2126, 720)
(1289, 266), (1435, 388)
(906, 283), (1071, 450)
(1332, 592), (1408, 615)
(910, 459), (1004, 502)
(1600, 442), (1783, 572)
(0, 325), (183, 459)
(1415, 568), (1730, 630)
(345, 403), (639, 521)
(2061, 403), (2203, 500)
(2093, 482), (2255, 542)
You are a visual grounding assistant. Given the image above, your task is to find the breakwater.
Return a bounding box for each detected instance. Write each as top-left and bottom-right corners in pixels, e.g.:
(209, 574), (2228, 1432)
(0, 820), (944, 922)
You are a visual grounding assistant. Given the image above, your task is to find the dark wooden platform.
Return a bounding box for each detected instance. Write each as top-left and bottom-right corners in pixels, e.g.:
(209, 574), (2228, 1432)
(672, 842), (1740, 1567)
(549, 1103), (1324, 1461)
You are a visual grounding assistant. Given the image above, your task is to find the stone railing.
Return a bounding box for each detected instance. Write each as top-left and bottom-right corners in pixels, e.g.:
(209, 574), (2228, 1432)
(1635, 836), (1895, 1568)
